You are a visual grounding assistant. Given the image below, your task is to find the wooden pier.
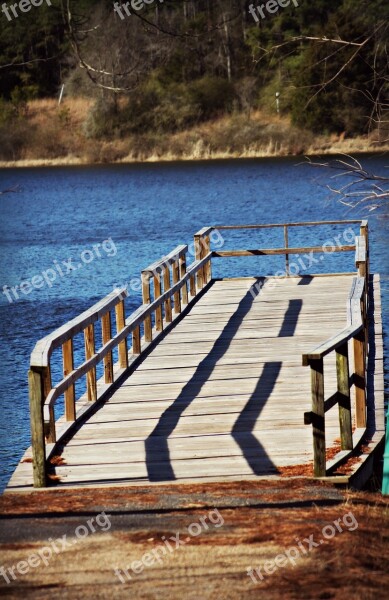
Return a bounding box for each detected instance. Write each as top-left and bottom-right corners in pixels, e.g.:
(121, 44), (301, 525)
(6, 221), (385, 491)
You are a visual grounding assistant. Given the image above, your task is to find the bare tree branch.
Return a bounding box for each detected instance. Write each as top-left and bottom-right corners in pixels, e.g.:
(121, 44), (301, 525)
(305, 156), (389, 211)
(0, 185), (20, 195)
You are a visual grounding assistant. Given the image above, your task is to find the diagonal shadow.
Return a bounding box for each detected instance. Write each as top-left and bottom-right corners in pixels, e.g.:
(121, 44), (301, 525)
(145, 278), (270, 481)
(279, 299), (302, 337)
(232, 294), (303, 474)
(231, 362), (282, 474)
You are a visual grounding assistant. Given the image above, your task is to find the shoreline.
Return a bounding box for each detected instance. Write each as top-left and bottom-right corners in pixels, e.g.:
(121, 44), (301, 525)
(0, 144), (387, 169)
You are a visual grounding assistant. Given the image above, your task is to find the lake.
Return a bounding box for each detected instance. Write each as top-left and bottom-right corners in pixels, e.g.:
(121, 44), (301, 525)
(0, 156), (387, 491)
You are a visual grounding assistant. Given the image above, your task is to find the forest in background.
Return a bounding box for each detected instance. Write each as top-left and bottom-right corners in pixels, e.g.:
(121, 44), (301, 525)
(0, 0), (387, 163)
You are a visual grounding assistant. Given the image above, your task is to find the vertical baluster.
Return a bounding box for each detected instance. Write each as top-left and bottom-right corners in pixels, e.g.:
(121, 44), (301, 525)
(142, 272), (153, 342)
(180, 252), (189, 305)
(154, 271), (163, 332)
(284, 225), (289, 277)
(42, 366), (55, 443)
(132, 326), (141, 355)
(163, 265), (173, 323)
(336, 342), (353, 450)
(62, 339), (76, 421)
(172, 259), (181, 314)
(360, 222), (369, 304)
(310, 358), (326, 477)
(194, 234), (204, 290)
(115, 300), (129, 368)
(84, 324), (97, 402)
(204, 235), (212, 283)
(101, 312), (114, 383)
(353, 331), (367, 428)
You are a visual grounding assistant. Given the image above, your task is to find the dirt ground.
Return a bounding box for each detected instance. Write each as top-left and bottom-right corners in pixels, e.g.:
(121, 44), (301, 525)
(0, 480), (388, 600)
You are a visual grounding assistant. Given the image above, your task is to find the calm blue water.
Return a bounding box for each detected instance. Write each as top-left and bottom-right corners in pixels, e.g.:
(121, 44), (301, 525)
(0, 156), (387, 491)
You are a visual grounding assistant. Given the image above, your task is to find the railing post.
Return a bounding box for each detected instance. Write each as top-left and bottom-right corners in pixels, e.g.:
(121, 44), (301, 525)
(180, 252), (189, 305)
(163, 265), (173, 323)
(353, 331), (367, 428)
(172, 258), (182, 314)
(336, 342), (353, 450)
(310, 358), (326, 477)
(142, 272), (153, 342)
(154, 271), (163, 332)
(29, 367), (47, 488)
(115, 300), (129, 368)
(284, 225), (289, 277)
(62, 339), (76, 421)
(101, 312), (114, 383)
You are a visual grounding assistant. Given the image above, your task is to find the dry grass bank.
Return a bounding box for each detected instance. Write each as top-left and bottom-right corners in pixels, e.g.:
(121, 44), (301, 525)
(0, 98), (387, 168)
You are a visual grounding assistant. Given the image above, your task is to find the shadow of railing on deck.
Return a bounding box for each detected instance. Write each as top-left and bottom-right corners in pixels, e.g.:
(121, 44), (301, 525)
(231, 296), (302, 474)
(145, 278), (279, 481)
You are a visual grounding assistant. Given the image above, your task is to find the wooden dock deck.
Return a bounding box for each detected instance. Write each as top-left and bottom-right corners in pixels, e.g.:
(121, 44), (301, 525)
(6, 221), (385, 491)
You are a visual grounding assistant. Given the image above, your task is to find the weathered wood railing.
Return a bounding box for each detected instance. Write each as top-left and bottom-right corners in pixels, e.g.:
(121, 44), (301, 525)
(29, 235), (213, 487)
(212, 220), (365, 275)
(29, 220), (368, 487)
(302, 224), (369, 477)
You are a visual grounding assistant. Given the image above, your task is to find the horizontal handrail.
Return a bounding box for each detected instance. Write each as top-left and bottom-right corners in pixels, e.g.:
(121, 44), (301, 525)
(143, 244), (188, 275)
(302, 322), (363, 365)
(30, 288), (128, 368)
(214, 220), (366, 230)
(214, 245), (355, 258)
